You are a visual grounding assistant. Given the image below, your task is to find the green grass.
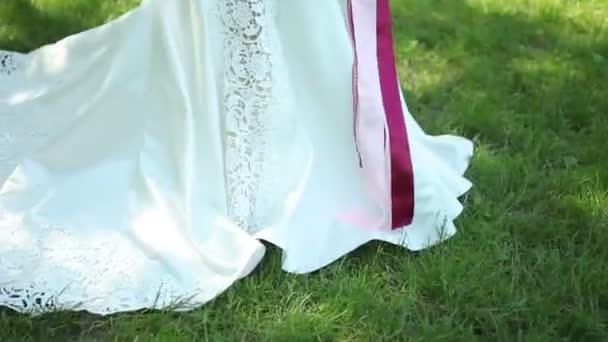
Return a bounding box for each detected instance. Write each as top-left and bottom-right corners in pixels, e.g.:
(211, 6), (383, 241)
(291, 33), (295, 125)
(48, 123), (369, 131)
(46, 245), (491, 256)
(1, 0), (607, 340)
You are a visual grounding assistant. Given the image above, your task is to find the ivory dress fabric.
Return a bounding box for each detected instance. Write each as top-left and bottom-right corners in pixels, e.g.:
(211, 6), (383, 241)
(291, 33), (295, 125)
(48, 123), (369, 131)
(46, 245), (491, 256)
(0, 0), (473, 314)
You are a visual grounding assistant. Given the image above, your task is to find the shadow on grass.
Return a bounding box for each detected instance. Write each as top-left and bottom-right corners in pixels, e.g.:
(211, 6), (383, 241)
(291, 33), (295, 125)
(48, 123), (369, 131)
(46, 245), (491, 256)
(0, 0), (607, 340)
(391, 1), (607, 340)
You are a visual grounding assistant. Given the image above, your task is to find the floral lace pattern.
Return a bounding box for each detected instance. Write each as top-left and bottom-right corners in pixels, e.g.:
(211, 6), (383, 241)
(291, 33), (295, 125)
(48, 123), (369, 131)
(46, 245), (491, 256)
(0, 286), (57, 313)
(0, 52), (18, 76)
(218, 0), (276, 232)
(0, 209), (208, 314)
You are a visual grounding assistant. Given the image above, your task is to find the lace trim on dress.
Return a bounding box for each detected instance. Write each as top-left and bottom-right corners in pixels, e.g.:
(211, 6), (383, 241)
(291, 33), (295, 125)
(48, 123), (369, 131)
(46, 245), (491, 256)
(218, 0), (276, 232)
(0, 208), (211, 314)
(0, 52), (19, 76)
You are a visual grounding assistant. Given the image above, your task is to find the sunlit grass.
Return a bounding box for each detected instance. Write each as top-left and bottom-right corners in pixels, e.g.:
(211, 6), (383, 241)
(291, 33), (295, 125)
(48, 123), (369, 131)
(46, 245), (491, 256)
(1, 0), (607, 340)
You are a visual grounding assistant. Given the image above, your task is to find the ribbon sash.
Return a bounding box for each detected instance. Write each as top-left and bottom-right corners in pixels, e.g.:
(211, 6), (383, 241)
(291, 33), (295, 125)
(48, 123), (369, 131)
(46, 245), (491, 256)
(348, 0), (415, 229)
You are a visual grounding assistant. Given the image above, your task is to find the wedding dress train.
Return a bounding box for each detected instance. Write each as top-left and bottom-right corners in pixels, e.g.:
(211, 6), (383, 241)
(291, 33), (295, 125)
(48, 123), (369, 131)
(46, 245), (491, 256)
(0, 0), (472, 314)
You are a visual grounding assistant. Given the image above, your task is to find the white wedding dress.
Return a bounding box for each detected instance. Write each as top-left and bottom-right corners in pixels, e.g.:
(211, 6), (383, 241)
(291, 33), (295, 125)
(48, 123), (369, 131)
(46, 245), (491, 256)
(0, 0), (473, 315)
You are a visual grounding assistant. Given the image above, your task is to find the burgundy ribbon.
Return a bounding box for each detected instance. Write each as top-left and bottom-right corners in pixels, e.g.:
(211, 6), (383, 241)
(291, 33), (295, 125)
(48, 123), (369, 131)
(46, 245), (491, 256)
(348, 0), (415, 229)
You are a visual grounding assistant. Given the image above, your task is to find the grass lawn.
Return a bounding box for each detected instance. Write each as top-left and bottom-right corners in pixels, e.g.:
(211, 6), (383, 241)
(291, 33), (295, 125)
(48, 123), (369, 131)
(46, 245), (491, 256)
(1, 0), (607, 340)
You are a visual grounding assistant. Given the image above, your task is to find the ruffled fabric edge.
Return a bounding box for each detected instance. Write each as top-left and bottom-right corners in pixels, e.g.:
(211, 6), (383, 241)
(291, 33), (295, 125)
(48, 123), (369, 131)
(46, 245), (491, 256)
(255, 101), (473, 274)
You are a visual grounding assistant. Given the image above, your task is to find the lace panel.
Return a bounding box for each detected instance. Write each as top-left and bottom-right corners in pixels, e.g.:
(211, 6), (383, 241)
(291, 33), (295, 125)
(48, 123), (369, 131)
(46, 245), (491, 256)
(218, 0), (276, 232)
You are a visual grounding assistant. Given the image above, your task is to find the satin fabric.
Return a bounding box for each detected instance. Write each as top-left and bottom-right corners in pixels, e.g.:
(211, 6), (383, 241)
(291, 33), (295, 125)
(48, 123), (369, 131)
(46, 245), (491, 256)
(0, 0), (473, 315)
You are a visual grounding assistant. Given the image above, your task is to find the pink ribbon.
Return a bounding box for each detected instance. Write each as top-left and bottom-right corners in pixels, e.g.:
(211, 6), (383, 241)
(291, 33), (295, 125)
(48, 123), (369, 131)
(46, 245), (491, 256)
(347, 0), (415, 229)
